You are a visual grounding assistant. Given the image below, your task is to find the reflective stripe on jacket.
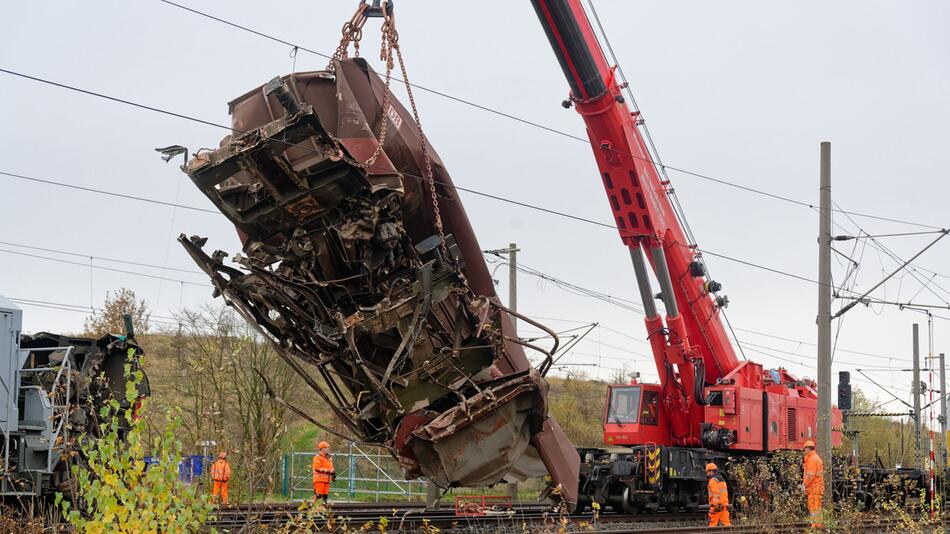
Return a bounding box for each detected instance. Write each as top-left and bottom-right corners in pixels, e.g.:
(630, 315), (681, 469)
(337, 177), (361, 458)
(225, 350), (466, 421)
(707, 474), (728, 506)
(210, 459), (232, 482)
(312, 453), (335, 483)
(803, 451), (824, 495)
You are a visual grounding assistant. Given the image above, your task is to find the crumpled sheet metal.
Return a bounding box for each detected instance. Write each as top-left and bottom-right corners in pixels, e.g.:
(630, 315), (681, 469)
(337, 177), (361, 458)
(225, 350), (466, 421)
(20, 332), (149, 436)
(178, 58), (579, 508)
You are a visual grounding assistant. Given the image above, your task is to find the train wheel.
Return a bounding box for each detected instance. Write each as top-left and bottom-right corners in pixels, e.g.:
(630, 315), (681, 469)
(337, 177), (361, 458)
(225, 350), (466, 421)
(684, 501), (698, 513)
(621, 486), (637, 514)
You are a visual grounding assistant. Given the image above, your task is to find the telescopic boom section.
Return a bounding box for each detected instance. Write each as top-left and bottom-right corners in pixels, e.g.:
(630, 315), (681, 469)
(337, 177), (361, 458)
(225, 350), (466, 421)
(531, 0), (741, 442)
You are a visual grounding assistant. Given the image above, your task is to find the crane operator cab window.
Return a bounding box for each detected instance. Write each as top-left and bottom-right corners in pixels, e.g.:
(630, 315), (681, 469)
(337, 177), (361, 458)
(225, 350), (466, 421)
(607, 386), (659, 425)
(641, 390), (659, 425)
(607, 386), (641, 424)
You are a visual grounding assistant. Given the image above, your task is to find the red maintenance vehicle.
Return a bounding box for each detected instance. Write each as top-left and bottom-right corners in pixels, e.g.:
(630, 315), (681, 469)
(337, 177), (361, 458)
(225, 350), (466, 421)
(529, 0), (842, 512)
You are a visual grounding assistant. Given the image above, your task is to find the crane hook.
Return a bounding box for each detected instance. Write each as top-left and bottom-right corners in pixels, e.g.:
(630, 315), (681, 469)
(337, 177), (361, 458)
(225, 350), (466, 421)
(363, 0), (394, 18)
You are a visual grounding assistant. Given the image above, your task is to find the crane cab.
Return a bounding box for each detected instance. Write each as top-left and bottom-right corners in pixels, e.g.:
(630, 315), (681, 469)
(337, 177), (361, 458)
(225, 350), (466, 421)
(602, 382), (669, 446)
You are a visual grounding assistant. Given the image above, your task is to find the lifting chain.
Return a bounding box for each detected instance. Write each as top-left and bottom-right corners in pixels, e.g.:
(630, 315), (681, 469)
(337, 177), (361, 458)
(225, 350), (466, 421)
(330, 2), (370, 64)
(390, 27), (451, 263)
(329, 2), (465, 288)
(329, 2), (396, 171)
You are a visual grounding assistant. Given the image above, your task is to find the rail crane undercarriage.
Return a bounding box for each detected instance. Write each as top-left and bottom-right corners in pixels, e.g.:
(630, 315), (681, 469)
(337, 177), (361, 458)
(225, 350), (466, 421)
(176, 55), (580, 506)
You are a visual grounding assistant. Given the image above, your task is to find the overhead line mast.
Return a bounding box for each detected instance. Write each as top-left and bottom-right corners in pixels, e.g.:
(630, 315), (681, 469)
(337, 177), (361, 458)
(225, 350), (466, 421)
(817, 141), (833, 500)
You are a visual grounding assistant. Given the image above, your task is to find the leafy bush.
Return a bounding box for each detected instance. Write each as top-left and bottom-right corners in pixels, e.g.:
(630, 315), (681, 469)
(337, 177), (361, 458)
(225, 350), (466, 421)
(57, 349), (215, 533)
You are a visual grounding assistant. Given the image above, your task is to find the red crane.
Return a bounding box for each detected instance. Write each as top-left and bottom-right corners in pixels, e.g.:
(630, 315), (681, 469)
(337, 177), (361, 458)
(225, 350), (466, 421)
(530, 0), (841, 454)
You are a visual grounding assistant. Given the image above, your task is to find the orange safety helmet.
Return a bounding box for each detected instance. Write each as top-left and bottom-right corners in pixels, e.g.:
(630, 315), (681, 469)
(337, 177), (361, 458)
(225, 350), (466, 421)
(803, 440), (816, 449)
(318, 441), (330, 449)
(705, 462), (718, 471)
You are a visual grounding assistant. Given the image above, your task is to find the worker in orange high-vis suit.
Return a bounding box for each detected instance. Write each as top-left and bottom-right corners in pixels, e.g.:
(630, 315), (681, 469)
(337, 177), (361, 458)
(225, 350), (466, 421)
(210, 451), (232, 505)
(312, 441), (336, 502)
(705, 462), (731, 526)
(802, 440), (824, 528)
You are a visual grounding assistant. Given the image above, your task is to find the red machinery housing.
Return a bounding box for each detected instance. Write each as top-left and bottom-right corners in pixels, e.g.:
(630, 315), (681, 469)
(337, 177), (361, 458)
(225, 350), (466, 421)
(604, 370), (841, 452)
(530, 0), (840, 510)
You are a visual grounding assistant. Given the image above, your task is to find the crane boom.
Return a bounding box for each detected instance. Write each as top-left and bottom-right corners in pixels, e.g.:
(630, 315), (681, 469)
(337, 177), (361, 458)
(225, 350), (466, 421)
(531, 0), (740, 444)
(530, 0), (843, 454)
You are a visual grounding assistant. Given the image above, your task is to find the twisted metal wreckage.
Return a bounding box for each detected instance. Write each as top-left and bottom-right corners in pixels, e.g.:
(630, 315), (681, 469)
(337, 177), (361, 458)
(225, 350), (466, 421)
(0, 302), (149, 497)
(173, 23), (580, 507)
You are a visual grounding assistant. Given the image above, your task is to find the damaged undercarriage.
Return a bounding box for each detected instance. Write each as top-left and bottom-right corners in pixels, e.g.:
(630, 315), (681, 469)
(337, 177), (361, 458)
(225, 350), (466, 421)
(177, 58), (579, 507)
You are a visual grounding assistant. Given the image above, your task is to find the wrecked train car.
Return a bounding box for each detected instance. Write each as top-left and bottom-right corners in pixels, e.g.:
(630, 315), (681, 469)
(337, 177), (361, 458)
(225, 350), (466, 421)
(1, 296), (148, 497)
(177, 58), (580, 507)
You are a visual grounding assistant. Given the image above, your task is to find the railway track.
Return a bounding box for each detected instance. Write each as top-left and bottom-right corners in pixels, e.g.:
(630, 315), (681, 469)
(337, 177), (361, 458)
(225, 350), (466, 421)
(205, 501), (950, 532)
(594, 516), (949, 533)
(205, 501), (706, 531)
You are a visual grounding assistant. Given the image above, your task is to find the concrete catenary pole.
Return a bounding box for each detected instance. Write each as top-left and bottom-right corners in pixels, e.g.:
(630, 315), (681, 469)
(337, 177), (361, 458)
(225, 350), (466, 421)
(817, 141), (833, 499)
(941, 353), (947, 468)
(509, 243), (518, 332)
(507, 242), (520, 502)
(914, 323), (922, 469)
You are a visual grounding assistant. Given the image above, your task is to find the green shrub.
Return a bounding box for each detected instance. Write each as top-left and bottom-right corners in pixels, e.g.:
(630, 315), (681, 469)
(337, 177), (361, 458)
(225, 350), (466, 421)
(57, 349), (215, 533)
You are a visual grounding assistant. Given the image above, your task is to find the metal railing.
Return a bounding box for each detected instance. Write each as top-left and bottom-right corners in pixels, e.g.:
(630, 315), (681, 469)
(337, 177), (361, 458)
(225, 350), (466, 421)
(282, 443), (426, 501)
(2, 345), (74, 495)
(18, 346), (74, 473)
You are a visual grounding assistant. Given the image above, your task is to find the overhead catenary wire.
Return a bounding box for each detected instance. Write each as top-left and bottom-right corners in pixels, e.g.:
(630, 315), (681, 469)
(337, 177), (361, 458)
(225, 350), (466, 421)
(9, 251), (915, 375)
(504, 263), (908, 365)
(518, 312), (909, 373)
(829, 203), (950, 308)
(486, 254), (646, 314)
(10, 297), (287, 337)
(0, 170), (218, 214)
(830, 205), (950, 302)
(0, 69), (618, 232)
(9, 297), (183, 328)
(10, 297), (179, 322)
(838, 230), (949, 240)
(727, 325), (896, 360)
(0, 219), (918, 371)
(12, 297), (292, 339)
(0, 240), (205, 276)
(856, 231), (950, 307)
(151, 0), (945, 367)
(151, 0), (945, 232)
(0, 68), (942, 294)
(0, 237), (909, 369)
(829, 221), (868, 364)
(736, 339), (892, 371)
(0, 248), (211, 288)
(521, 322), (597, 342)
(828, 212), (945, 322)
(0, 165), (616, 231)
(0, 58), (943, 382)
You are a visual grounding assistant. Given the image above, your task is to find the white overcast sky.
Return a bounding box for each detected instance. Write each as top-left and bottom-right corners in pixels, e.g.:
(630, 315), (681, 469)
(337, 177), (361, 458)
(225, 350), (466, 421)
(2, 1), (948, 408)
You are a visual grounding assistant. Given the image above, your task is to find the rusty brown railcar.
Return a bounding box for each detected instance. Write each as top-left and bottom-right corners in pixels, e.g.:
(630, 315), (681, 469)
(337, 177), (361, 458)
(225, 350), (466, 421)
(177, 58), (579, 508)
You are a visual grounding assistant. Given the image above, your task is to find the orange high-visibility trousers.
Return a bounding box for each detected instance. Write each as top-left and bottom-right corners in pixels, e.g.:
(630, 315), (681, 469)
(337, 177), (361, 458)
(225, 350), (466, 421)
(213, 480), (229, 504)
(708, 507), (731, 526)
(806, 492), (823, 527)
